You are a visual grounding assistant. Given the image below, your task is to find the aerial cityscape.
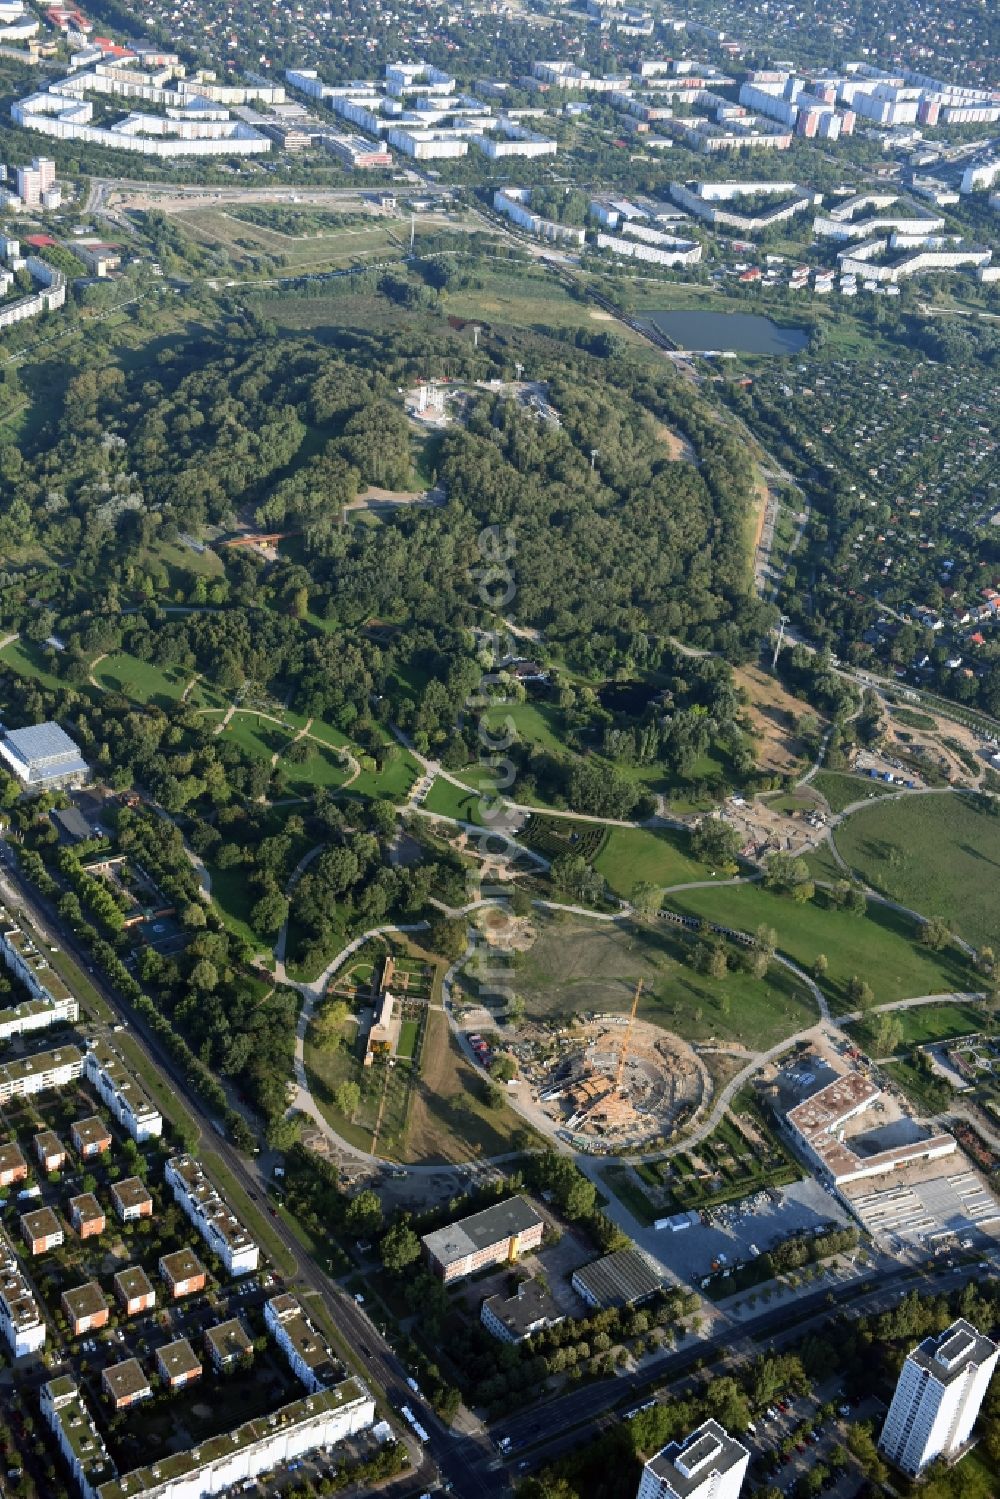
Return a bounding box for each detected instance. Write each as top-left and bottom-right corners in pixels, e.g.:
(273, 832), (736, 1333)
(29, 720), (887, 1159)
(0, 0), (997, 1495)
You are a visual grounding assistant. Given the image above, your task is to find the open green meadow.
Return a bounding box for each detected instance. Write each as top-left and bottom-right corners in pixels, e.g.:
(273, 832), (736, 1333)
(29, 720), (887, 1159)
(811, 770), (900, 814)
(594, 824), (714, 898)
(0, 637), (74, 692)
(847, 999), (986, 1055)
(509, 914), (818, 1049)
(833, 791), (1000, 950)
(92, 652), (191, 708)
(665, 883), (974, 1011)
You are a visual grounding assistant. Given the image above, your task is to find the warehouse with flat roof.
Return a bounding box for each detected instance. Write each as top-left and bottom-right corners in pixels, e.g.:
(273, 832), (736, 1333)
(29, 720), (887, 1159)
(572, 1247), (663, 1309)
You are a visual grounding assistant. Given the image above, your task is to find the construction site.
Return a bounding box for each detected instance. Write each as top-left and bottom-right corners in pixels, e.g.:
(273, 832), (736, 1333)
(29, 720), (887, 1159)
(532, 985), (707, 1151)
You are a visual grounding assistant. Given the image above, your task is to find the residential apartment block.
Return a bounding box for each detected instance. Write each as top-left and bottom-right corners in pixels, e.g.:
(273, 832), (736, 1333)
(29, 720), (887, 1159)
(0, 905), (80, 1037)
(21, 1205), (63, 1254)
(159, 1247), (207, 1300)
(0, 1141), (28, 1188)
(156, 1336), (202, 1390)
(205, 1316), (253, 1371)
(422, 1196), (544, 1283)
(102, 1358), (152, 1410)
(114, 1265), (156, 1317)
(637, 1420), (750, 1499)
(34, 1129), (66, 1173)
(41, 1376), (116, 1495)
(0, 1045), (83, 1104)
(69, 1193), (105, 1238)
(879, 1319), (999, 1475)
(164, 1155), (259, 1276)
(62, 1280), (109, 1336)
(83, 1039), (163, 1143)
(110, 1176), (153, 1222)
(266, 1293), (342, 1392)
(0, 1227), (45, 1355)
(71, 1115), (112, 1160)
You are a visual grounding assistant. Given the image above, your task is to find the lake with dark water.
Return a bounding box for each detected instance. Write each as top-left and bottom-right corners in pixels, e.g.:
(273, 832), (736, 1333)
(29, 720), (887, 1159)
(641, 309), (810, 356)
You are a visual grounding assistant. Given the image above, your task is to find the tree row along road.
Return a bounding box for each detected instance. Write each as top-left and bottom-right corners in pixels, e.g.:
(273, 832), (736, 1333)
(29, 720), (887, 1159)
(0, 850), (500, 1497)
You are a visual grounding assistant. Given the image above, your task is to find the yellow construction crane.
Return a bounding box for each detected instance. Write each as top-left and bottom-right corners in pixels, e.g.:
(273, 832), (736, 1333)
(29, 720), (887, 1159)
(615, 979), (643, 1092)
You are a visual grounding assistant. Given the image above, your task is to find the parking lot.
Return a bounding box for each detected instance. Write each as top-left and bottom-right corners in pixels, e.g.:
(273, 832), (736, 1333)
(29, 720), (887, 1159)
(748, 1387), (880, 1498)
(640, 1178), (853, 1285)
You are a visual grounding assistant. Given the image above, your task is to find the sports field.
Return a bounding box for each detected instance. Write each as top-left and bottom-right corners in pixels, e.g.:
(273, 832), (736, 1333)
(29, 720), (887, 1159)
(665, 883), (974, 1011)
(833, 791), (1000, 949)
(511, 914), (818, 1049)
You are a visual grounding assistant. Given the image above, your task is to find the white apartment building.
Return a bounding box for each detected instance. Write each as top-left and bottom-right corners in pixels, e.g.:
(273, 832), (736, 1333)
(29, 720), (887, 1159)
(15, 156), (54, 206)
(0, 906), (79, 1038)
(493, 188), (586, 246)
(83, 1040), (163, 1143)
(0, 1044), (84, 1104)
(638, 1420), (749, 1499)
(595, 231), (702, 267)
(879, 1319), (999, 1475)
(0, 1228), (46, 1356)
(42, 1377), (115, 1498)
(266, 1293), (342, 1392)
(164, 1155), (259, 1276)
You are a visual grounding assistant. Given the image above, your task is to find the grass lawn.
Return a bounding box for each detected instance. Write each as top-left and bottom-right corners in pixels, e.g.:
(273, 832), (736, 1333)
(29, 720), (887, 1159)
(221, 711), (292, 762)
(847, 1000), (986, 1054)
(802, 839), (847, 885)
(423, 776), (492, 825)
(345, 745), (421, 803)
(811, 771), (900, 814)
(0, 636), (73, 692)
(482, 699), (566, 755)
(508, 913), (818, 1048)
(396, 1018), (420, 1060)
(92, 651), (190, 708)
(664, 884), (974, 1012)
(833, 791), (1000, 949)
(594, 824), (713, 899)
(279, 742), (351, 790)
(207, 864), (269, 950)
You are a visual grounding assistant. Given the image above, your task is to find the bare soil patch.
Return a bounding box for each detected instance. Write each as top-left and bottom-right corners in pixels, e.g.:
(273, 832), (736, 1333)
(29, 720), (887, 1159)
(734, 663), (821, 775)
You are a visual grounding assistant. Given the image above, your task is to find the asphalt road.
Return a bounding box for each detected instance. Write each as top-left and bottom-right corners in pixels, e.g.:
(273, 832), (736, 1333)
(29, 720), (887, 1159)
(493, 1260), (991, 1477)
(0, 845), (505, 1499)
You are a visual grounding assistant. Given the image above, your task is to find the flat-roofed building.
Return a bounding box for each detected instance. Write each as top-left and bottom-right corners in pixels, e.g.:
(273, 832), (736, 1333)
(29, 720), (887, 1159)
(159, 1247), (207, 1299)
(110, 1176), (153, 1222)
(787, 1068), (957, 1186)
(102, 1357), (152, 1410)
(0, 1141), (28, 1188)
(422, 1196), (544, 1283)
(92, 1378), (376, 1499)
(164, 1155), (259, 1276)
(21, 1205), (63, 1255)
(156, 1336), (202, 1389)
(41, 1377), (115, 1494)
(71, 1115), (112, 1160)
(572, 1247), (662, 1310)
(0, 1044), (83, 1103)
(205, 1316), (253, 1371)
(0, 1226), (45, 1355)
(69, 1192), (105, 1238)
(34, 1129), (66, 1173)
(114, 1264), (156, 1316)
(879, 1319), (999, 1475)
(0, 722), (89, 793)
(638, 1419), (750, 1499)
(84, 1040), (162, 1143)
(265, 1292), (341, 1392)
(481, 1277), (565, 1343)
(62, 1280), (109, 1335)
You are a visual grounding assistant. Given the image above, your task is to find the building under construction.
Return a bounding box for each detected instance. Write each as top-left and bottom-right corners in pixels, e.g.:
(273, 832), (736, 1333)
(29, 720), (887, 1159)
(537, 992), (704, 1149)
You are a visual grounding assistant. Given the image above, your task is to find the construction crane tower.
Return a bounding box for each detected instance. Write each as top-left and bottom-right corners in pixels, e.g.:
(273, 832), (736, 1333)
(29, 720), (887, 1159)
(615, 979), (643, 1093)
